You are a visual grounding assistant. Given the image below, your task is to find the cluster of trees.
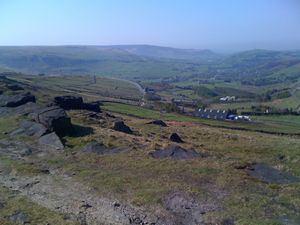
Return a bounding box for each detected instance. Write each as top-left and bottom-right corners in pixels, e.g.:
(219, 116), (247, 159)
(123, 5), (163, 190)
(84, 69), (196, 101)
(241, 105), (299, 115)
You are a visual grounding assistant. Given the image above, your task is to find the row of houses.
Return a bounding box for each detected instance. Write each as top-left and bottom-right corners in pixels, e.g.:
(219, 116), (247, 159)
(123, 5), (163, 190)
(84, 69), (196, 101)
(194, 108), (251, 121)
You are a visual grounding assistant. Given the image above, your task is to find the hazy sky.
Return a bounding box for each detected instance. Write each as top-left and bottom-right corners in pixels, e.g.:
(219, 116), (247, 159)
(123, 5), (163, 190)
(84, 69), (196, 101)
(1, 0), (300, 52)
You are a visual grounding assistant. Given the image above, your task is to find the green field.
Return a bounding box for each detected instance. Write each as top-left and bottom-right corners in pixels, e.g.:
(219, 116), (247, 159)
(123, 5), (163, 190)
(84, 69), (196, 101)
(7, 74), (143, 103)
(102, 102), (300, 134)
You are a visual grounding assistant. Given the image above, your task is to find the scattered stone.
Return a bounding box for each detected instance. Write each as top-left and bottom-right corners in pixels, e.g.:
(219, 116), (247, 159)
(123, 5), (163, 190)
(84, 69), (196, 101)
(234, 162), (255, 170)
(0, 92), (35, 107)
(162, 192), (217, 225)
(113, 121), (133, 134)
(32, 106), (73, 136)
(8, 211), (30, 225)
(19, 148), (33, 157)
(38, 132), (64, 151)
(113, 202), (121, 207)
(246, 163), (300, 184)
(39, 165), (50, 174)
(81, 203), (92, 209)
(79, 142), (123, 155)
(169, 133), (184, 143)
(146, 120), (167, 127)
(150, 145), (207, 160)
(10, 121), (48, 138)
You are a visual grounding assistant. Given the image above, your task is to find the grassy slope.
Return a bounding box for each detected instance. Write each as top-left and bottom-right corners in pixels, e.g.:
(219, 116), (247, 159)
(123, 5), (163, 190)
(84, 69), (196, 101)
(55, 111), (300, 224)
(7, 74), (143, 103)
(102, 102), (300, 134)
(0, 110), (299, 224)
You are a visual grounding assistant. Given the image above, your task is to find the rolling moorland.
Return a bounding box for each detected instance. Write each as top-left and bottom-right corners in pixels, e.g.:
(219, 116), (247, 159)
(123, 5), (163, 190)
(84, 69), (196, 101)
(0, 45), (299, 225)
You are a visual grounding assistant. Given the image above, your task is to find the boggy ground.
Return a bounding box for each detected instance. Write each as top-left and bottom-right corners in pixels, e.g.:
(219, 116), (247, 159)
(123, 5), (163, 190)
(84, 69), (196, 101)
(0, 107), (300, 224)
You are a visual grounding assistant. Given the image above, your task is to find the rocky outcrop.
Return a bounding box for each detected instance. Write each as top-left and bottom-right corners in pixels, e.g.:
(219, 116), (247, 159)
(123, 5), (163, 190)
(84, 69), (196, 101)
(0, 102), (42, 117)
(31, 106), (73, 136)
(10, 121), (48, 138)
(54, 96), (100, 112)
(113, 121), (133, 134)
(170, 132), (184, 143)
(150, 145), (207, 160)
(38, 132), (64, 151)
(146, 120), (167, 127)
(0, 92), (35, 107)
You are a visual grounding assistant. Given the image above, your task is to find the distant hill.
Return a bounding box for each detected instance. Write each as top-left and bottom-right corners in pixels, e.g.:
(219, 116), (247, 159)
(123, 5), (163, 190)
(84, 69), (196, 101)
(219, 49), (300, 85)
(0, 46), (299, 84)
(110, 45), (220, 62)
(0, 45), (219, 79)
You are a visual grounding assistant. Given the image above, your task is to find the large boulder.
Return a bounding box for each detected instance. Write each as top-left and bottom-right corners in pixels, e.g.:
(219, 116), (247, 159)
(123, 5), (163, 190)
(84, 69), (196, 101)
(32, 106), (73, 136)
(82, 102), (101, 112)
(113, 121), (133, 134)
(54, 96), (83, 110)
(38, 132), (64, 151)
(150, 145), (207, 160)
(54, 96), (100, 112)
(0, 92), (35, 107)
(10, 121), (47, 138)
(170, 133), (184, 143)
(146, 120), (167, 127)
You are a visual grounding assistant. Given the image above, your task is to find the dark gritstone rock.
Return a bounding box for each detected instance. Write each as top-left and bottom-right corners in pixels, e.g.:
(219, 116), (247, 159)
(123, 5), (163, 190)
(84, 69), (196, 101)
(169, 133), (184, 143)
(146, 120), (167, 127)
(54, 95), (101, 112)
(0, 92), (36, 107)
(246, 163), (300, 184)
(8, 211), (30, 224)
(0, 102), (42, 117)
(32, 106), (73, 136)
(10, 121), (48, 138)
(150, 145), (207, 160)
(113, 121), (133, 134)
(82, 102), (101, 112)
(38, 132), (64, 151)
(54, 96), (84, 110)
